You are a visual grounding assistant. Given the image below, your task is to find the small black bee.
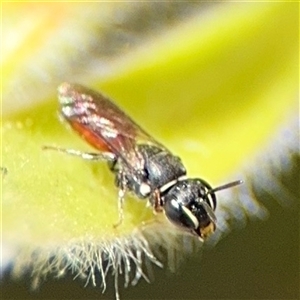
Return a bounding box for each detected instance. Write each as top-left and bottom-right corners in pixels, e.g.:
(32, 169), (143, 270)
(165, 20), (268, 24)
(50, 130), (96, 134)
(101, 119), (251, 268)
(45, 83), (241, 241)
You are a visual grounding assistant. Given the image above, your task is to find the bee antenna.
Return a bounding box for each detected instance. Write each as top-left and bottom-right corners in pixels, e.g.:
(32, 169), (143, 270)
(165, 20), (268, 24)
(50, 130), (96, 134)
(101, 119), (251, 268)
(207, 180), (243, 194)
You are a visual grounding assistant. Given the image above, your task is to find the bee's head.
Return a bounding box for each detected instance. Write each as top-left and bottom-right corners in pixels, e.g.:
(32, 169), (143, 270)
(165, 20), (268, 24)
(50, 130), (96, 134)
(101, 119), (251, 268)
(163, 178), (242, 240)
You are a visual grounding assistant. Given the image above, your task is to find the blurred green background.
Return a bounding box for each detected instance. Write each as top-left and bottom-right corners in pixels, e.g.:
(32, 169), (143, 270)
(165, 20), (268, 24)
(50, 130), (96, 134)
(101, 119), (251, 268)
(2, 2), (299, 300)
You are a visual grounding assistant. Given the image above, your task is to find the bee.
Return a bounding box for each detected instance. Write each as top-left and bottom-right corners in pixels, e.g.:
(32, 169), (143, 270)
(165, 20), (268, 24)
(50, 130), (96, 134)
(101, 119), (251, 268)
(44, 83), (242, 241)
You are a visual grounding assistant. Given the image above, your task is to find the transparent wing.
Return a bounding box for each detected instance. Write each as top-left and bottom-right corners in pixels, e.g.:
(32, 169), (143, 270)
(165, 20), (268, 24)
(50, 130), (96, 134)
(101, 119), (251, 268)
(58, 82), (166, 171)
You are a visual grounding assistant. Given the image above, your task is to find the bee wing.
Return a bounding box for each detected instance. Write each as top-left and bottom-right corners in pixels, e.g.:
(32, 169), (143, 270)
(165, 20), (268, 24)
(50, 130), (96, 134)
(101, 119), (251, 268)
(58, 83), (165, 171)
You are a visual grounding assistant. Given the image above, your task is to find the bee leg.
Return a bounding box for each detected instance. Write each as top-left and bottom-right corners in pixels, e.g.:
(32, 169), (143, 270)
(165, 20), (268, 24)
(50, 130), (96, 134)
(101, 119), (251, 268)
(113, 187), (126, 228)
(152, 189), (163, 213)
(42, 145), (116, 162)
(113, 172), (128, 228)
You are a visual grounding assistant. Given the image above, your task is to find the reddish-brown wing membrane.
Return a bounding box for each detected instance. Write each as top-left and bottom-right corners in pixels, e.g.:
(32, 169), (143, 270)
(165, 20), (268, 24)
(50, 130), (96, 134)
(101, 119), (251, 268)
(58, 82), (164, 171)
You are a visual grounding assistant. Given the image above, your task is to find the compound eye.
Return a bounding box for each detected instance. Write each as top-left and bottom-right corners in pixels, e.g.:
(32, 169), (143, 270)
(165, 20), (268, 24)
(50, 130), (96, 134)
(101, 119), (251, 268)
(164, 199), (199, 231)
